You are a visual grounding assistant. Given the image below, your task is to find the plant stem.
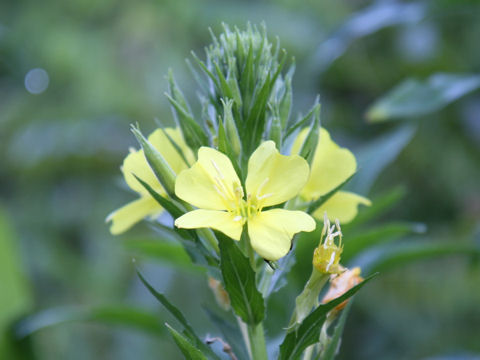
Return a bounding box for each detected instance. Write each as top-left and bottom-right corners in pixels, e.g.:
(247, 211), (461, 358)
(247, 322), (268, 360)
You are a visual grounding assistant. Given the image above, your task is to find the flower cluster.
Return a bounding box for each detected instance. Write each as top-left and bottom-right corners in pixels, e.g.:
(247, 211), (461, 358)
(106, 24), (373, 360)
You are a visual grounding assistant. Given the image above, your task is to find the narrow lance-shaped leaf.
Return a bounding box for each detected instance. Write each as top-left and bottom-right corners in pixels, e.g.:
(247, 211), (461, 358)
(13, 305), (165, 339)
(320, 301), (354, 360)
(279, 273), (377, 360)
(366, 73), (480, 122)
(217, 234), (265, 325)
(357, 242), (480, 273)
(165, 323), (208, 360)
(131, 126), (176, 198)
(347, 125), (415, 195)
(342, 221), (427, 263)
(137, 272), (221, 360)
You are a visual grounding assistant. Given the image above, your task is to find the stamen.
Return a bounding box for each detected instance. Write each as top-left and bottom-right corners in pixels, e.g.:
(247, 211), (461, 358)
(257, 193), (273, 200)
(325, 251), (336, 272)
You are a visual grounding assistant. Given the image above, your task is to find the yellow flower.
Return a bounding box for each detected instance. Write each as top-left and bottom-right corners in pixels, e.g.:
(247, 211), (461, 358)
(174, 141), (316, 260)
(107, 128), (194, 234)
(313, 213), (343, 274)
(291, 128), (371, 223)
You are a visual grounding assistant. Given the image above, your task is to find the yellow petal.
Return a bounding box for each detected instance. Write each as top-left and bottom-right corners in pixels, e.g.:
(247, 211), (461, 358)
(106, 197), (162, 235)
(246, 141), (310, 207)
(148, 128), (195, 174)
(122, 148), (161, 196)
(248, 209), (316, 260)
(313, 191), (371, 224)
(175, 147), (241, 210)
(175, 210), (243, 240)
(292, 128), (357, 200)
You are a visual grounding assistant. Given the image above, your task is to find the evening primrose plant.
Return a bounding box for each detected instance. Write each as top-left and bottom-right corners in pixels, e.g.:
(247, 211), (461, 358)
(108, 24), (375, 360)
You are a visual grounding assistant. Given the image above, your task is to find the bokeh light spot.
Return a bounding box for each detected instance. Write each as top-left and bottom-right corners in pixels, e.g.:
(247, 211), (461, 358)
(24, 68), (49, 94)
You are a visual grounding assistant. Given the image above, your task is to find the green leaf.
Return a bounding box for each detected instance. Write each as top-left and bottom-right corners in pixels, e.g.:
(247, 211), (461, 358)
(123, 238), (203, 272)
(279, 273), (377, 360)
(320, 301), (353, 360)
(166, 71), (209, 150)
(359, 242), (480, 273)
(0, 207), (32, 357)
(343, 186), (406, 230)
(366, 73), (480, 122)
(133, 175), (184, 219)
(137, 272), (221, 360)
(347, 125), (415, 194)
(342, 222), (427, 263)
(218, 234), (265, 325)
(165, 323), (208, 360)
(13, 305), (165, 339)
(131, 126), (177, 198)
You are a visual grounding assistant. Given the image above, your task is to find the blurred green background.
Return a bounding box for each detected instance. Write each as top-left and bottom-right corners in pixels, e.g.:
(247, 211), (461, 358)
(1, 0), (479, 359)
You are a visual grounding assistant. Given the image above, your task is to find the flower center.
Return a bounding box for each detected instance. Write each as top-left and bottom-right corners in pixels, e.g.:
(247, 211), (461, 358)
(210, 159), (272, 223)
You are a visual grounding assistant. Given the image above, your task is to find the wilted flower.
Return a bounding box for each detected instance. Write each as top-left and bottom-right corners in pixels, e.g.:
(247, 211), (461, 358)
(174, 141), (316, 260)
(107, 128), (194, 234)
(321, 267), (363, 312)
(292, 128), (371, 223)
(313, 213), (344, 274)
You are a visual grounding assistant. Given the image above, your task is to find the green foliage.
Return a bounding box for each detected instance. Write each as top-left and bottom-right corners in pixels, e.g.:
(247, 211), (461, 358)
(166, 323), (208, 360)
(0, 207), (32, 357)
(14, 306), (165, 338)
(279, 274), (377, 360)
(218, 235), (265, 325)
(367, 74), (480, 122)
(137, 272), (221, 359)
(342, 221), (427, 263)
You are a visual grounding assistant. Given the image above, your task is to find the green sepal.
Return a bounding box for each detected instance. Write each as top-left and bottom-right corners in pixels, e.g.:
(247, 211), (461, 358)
(166, 71), (209, 150)
(288, 270), (329, 329)
(284, 100), (319, 140)
(165, 323), (208, 360)
(279, 62), (294, 129)
(279, 273), (377, 360)
(217, 117), (242, 180)
(217, 233), (265, 325)
(220, 98), (242, 157)
(131, 126), (176, 198)
(298, 100), (321, 165)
